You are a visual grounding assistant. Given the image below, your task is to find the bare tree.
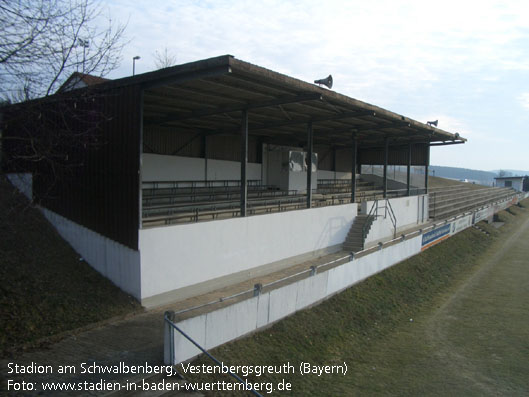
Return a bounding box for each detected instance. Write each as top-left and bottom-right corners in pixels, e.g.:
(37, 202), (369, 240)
(153, 47), (178, 69)
(0, 0), (127, 101)
(0, 0), (129, 202)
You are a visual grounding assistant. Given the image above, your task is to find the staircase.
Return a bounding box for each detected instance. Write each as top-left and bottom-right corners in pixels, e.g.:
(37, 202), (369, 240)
(343, 214), (374, 252)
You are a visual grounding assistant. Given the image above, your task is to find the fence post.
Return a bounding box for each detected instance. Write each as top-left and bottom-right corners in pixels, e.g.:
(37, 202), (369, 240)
(164, 311), (175, 365)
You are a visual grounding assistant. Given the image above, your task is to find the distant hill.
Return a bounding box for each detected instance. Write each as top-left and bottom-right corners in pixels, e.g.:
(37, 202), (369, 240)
(491, 169), (529, 177)
(430, 166), (529, 186)
(430, 166), (497, 186)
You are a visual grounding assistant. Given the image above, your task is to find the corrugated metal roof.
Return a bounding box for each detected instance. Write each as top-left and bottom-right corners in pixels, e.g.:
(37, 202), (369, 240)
(138, 55), (465, 148)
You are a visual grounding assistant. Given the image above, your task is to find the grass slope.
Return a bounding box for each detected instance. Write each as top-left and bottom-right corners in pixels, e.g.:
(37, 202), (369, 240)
(182, 200), (529, 396)
(0, 176), (141, 358)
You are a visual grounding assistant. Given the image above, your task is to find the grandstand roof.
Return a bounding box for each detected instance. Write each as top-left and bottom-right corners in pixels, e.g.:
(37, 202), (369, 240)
(79, 55), (466, 149)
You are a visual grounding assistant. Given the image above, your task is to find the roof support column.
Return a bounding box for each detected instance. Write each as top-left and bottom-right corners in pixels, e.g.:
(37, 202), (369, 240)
(333, 147), (337, 179)
(383, 137), (389, 198)
(240, 110), (248, 217)
(407, 143), (412, 196)
(138, 89), (144, 230)
(425, 144), (430, 194)
(351, 134), (357, 203)
(306, 121), (313, 209)
(203, 134), (208, 181)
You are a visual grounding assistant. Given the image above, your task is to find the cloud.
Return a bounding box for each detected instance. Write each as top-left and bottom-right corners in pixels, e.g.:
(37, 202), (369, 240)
(105, 0), (529, 83)
(98, 0), (529, 169)
(518, 92), (529, 110)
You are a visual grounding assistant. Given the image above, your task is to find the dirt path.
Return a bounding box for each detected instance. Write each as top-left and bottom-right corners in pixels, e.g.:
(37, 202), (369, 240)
(351, 211), (529, 396)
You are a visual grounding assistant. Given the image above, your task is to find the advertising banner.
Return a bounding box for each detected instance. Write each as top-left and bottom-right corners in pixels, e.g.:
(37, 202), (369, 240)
(421, 224), (451, 251)
(451, 215), (472, 235)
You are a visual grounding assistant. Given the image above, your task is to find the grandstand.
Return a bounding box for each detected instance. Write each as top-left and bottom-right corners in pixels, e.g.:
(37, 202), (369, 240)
(4, 54), (527, 366)
(7, 54), (513, 308)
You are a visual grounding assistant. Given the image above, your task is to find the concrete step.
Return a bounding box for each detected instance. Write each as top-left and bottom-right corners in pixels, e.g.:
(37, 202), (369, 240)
(431, 194), (515, 220)
(431, 192), (514, 216)
(430, 189), (512, 207)
(345, 236), (364, 244)
(347, 232), (364, 238)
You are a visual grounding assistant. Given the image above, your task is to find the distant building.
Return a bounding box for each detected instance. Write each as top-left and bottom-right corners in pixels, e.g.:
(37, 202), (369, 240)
(494, 176), (527, 192)
(57, 72), (109, 93)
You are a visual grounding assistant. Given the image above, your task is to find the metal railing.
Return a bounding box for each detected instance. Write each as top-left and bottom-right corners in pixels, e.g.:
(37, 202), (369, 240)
(385, 199), (397, 238)
(164, 313), (263, 397)
(169, 254), (351, 318)
(142, 185), (427, 227)
(143, 179), (262, 190)
(363, 198), (398, 243)
(363, 200), (379, 246)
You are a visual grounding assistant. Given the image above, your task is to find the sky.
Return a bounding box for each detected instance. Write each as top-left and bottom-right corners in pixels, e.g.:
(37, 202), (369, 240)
(102, 0), (529, 172)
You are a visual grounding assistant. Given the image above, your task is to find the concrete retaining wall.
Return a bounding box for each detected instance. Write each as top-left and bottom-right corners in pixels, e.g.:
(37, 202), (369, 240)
(40, 208), (142, 299)
(167, 235), (422, 364)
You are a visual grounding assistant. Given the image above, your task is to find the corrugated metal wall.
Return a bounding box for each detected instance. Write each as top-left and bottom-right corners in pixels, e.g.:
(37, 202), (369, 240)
(3, 86), (141, 250)
(358, 144), (428, 166)
(303, 144), (429, 172)
(143, 127), (261, 164)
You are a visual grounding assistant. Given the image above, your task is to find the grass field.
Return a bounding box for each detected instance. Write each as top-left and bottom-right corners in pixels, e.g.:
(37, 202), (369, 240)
(0, 176), (142, 358)
(181, 199), (529, 396)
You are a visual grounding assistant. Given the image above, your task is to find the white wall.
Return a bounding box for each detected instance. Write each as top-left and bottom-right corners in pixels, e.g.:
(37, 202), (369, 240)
(7, 173), (33, 200)
(142, 153), (261, 182)
(139, 203), (357, 301)
(40, 208), (142, 299)
(207, 158), (261, 181)
(142, 154), (205, 181)
(362, 195), (428, 247)
(167, 234), (422, 364)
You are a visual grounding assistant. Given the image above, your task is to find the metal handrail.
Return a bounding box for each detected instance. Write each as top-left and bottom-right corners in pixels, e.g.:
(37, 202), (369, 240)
(164, 314), (263, 397)
(385, 198), (397, 238)
(143, 179), (263, 189)
(171, 253), (351, 317)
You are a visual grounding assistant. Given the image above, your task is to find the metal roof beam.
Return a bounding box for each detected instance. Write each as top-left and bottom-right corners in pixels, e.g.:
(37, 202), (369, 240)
(140, 64), (232, 90)
(254, 110), (377, 131)
(148, 93), (323, 126)
(428, 140), (466, 146)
